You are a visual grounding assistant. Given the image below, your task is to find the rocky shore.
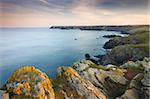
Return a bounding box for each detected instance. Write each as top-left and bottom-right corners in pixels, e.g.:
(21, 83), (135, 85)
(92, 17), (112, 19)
(89, 25), (149, 66)
(0, 25), (149, 99)
(0, 58), (149, 99)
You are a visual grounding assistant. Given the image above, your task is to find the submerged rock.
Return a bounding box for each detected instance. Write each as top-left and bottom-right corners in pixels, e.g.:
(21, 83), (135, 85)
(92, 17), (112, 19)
(2, 66), (55, 99)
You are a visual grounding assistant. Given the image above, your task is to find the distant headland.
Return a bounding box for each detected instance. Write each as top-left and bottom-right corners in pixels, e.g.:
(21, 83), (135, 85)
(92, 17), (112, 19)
(50, 25), (149, 34)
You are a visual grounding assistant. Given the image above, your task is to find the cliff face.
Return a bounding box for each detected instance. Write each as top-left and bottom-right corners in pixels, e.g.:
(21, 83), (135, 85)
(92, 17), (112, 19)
(2, 66), (55, 99)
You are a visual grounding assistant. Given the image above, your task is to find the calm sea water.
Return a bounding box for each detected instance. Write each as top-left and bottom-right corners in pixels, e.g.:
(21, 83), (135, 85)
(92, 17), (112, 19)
(0, 28), (124, 86)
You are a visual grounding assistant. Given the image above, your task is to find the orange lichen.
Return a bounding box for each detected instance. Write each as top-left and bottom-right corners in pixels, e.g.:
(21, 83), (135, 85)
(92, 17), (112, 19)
(14, 84), (24, 95)
(64, 67), (80, 78)
(5, 66), (55, 98)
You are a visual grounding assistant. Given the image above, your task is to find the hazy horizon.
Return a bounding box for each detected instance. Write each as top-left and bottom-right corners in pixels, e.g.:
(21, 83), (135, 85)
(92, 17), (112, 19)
(1, 0), (150, 27)
(1, 24), (150, 28)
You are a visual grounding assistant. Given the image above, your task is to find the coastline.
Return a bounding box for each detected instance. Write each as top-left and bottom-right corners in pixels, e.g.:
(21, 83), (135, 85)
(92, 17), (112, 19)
(50, 25), (149, 34)
(0, 25), (149, 99)
(50, 25), (149, 66)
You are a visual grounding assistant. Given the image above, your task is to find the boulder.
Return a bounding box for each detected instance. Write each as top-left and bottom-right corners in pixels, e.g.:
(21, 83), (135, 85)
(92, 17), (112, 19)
(3, 66), (55, 99)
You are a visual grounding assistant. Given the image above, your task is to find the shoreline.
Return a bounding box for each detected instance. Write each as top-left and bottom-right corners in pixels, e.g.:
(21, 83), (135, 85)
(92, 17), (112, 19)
(0, 25), (149, 99)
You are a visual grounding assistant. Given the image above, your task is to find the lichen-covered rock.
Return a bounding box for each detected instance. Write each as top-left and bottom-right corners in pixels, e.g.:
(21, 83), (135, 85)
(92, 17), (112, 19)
(56, 67), (106, 99)
(3, 66), (55, 99)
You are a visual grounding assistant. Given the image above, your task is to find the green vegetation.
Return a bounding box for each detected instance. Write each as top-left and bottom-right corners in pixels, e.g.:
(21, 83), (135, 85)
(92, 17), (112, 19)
(123, 27), (149, 52)
(51, 76), (62, 93)
(129, 32), (149, 43)
(127, 26), (149, 34)
(82, 63), (108, 71)
(122, 65), (144, 72)
(89, 64), (107, 70)
(126, 44), (149, 52)
(11, 95), (33, 99)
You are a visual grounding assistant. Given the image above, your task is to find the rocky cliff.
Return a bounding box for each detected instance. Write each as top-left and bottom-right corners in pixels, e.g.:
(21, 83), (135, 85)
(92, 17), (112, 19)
(96, 25), (149, 66)
(72, 58), (149, 99)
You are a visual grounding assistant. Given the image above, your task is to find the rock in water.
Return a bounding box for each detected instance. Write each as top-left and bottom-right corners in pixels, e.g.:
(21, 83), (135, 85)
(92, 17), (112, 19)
(3, 66), (55, 99)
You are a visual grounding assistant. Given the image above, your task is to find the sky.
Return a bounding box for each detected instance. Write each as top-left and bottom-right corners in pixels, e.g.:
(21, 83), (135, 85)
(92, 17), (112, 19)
(0, 0), (150, 27)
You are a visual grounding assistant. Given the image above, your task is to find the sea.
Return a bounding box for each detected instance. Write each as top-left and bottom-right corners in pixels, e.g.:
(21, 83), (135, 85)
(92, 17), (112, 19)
(0, 28), (126, 86)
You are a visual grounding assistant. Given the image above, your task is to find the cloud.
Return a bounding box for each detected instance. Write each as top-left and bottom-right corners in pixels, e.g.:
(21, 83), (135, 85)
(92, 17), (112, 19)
(0, 0), (149, 27)
(39, 0), (49, 5)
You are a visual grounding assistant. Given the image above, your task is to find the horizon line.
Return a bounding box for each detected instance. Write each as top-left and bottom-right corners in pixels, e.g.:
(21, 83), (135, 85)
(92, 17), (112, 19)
(0, 24), (150, 28)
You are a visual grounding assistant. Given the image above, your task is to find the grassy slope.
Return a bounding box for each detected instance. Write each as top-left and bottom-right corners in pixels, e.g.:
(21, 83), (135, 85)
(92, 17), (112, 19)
(114, 26), (149, 56)
(123, 27), (149, 53)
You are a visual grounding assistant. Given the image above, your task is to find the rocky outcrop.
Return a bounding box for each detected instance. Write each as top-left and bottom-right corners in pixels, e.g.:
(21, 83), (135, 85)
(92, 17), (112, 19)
(101, 26), (149, 66)
(56, 67), (106, 99)
(141, 58), (150, 99)
(103, 27), (149, 49)
(118, 57), (150, 99)
(2, 66), (55, 99)
(119, 73), (144, 99)
(73, 60), (128, 98)
(119, 61), (150, 99)
(73, 58), (149, 99)
(101, 44), (149, 65)
(103, 35), (122, 38)
(103, 37), (140, 49)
